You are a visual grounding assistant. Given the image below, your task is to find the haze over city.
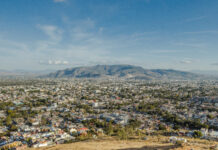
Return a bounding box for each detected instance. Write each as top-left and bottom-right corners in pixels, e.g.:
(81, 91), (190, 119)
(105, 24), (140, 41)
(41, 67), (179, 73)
(0, 0), (218, 73)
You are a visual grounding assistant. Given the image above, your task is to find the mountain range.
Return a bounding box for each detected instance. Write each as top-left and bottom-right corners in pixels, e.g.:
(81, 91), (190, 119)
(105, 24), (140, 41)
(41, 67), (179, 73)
(44, 65), (204, 80)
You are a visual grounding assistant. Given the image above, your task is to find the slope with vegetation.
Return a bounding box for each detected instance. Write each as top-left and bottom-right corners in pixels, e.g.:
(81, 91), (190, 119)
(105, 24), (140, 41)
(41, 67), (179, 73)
(45, 65), (202, 80)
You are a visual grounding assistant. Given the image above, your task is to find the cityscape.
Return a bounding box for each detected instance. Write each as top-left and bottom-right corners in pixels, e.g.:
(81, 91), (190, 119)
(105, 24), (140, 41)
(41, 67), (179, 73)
(1, 0), (218, 149)
(0, 78), (217, 149)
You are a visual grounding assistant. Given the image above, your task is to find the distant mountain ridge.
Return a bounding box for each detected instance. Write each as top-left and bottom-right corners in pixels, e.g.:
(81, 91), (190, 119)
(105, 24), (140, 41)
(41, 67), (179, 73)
(44, 65), (203, 80)
(0, 69), (54, 77)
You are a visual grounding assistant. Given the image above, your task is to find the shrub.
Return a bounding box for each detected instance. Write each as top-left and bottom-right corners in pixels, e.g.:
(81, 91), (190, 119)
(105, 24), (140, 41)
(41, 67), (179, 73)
(193, 131), (203, 138)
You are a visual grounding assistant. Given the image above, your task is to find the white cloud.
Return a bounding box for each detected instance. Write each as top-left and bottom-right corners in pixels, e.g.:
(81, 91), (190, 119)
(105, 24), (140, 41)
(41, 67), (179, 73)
(20, 18), (204, 70)
(0, 39), (28, 53)
(172, 41), (206, 48)
(68, 18), (96, 41)
(62, 61), (69, 65)
(37, 24), (63, 41)
(150, 50), (181, 54)
(39, 60), (69, 65)
(98, 27), (104, 33)
(180, 59), (193, 64)
(183, 30), (218, 34)
(53, 0), (66, 3)
(185, 16), (206, 22)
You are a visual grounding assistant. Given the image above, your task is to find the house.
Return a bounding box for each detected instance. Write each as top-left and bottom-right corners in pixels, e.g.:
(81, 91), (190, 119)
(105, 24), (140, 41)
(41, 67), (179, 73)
(0, 111), (6, 118)
(0, 126), (8, 134)
(169, 136), (187, 144)
(209, 130), (218, 138)
(69, 128), (77, 134)
(77, 128), (89, 135)
(0, 139), (7, 147)
(201, 128), (208, 137)
(0, 141), (22, 150)
(33, 141), (49, 148)
(32, 121), (40, 126)
(92, 102), (98, 108)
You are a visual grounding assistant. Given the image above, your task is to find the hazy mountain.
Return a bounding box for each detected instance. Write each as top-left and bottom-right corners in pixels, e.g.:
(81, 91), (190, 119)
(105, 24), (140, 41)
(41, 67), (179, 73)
(0, 69), (55, 77)
(44, 65), (203, 80)
(190, 70), (218, 76)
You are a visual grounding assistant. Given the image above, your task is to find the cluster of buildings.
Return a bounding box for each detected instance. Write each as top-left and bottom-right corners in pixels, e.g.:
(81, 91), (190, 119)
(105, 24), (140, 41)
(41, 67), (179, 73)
(0, 79), (217, 149)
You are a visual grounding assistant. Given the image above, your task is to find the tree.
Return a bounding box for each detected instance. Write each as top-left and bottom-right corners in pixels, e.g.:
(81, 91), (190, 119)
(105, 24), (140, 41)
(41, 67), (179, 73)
(173, 124), (180, 130)
(106, 122), (113, 136)
(158, 124), (167, 131)
(193, 131), (203, 138)
(207, 114), (214, 119)
(117, 128), (128, 140)
(5, 116), (12, 126)
(41, 116), (49, 126)
(128, 119), (142, 129)
(136, 129), (142, 139)
(10, 125), (17, 131)
(26, 137), (32, 145)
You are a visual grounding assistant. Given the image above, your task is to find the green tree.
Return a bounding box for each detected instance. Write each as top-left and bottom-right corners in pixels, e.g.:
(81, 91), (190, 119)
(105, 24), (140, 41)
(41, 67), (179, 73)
(106, 122), (114, 136)
(173, 124), (180, 130)
(193, 131), (203, 138)
(117, 128), (128, 140)
(10, 125), (18, 131)
(5, 116), (12, 126)
(158, 124), (167, 131)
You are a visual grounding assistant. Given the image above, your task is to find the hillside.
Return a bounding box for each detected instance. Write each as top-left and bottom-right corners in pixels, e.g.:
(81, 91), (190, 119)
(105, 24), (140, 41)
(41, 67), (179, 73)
(30, 136), (218, 150)
(44, 65), (201, 80)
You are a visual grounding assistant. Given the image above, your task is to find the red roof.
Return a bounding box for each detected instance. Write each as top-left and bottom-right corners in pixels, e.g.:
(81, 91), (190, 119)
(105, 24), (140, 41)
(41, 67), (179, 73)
(77, 128), (88, 131)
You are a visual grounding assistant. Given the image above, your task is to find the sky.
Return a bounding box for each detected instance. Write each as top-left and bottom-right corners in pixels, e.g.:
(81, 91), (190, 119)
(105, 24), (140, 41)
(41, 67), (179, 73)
(0, 0), (218, 72)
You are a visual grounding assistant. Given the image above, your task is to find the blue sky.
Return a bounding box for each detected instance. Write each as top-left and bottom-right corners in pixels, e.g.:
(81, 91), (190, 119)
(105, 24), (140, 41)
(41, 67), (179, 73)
(0, 0), (218, 71)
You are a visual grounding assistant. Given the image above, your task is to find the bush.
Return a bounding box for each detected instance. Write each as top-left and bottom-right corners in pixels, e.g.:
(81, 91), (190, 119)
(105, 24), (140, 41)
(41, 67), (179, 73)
(158, 124), (167, 130)
(193, 131), (203, 138)
(173, 125), (180, 130)
(175, 140), (184, 147)
(117, 128), (128, 140)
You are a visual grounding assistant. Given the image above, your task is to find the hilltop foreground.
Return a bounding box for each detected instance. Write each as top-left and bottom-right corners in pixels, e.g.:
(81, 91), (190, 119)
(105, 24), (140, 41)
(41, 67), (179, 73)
(31, 136), (218, 150)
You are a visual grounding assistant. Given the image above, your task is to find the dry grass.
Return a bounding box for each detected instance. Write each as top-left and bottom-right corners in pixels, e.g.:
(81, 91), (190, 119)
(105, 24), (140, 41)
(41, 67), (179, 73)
(30, 136), (218, 150)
